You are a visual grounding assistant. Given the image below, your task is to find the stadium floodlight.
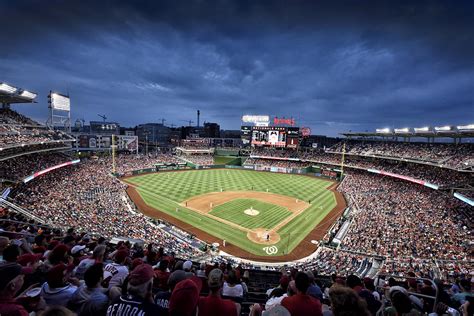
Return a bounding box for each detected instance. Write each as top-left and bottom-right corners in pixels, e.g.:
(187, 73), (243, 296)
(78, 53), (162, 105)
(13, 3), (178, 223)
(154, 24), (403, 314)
(457, 124), (474, 130)
(50, 92), (71, 111)
(19, 90), (37, 100)
(376, 128), (391, 133)
(0, 82), (17, 94)
(414, 127), (430, 133)
(394, 128), (410, 133)
(242, 115), (270, 123)
(434, 125), (452, 132)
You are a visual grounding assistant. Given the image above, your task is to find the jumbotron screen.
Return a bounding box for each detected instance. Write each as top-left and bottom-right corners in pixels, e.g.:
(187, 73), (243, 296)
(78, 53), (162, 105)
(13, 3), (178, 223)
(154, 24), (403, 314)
(250, 126), (299, 148)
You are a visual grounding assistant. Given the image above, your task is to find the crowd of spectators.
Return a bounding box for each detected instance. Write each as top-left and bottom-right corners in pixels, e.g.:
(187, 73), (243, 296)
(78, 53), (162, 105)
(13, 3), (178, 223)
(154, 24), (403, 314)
(338, 170), (471, 264)
(0, 108), (39, 125)
(1, 119), (472, 315)
(0, 151), (183, 182)
(0, 142), (72, 163)
(328, 140), (474, 169)
(111, 153), (183, 174)
(293, 248), (378, 278)
(9, 156), (201, 260)
(1, 109), (73, 149)
(0, 153), (73, 181)
(0, 126), (72, 148)
(1, 205), (471, 316)
(244, 158), (311, 169)
(251, 147), (300, 159)
(248, 147), (473, 187)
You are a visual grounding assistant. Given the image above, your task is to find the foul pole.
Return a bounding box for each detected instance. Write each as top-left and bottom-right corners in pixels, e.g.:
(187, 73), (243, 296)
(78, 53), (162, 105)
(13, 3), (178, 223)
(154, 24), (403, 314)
(112, 134), (116, 174)
(340, 142), (346, 177)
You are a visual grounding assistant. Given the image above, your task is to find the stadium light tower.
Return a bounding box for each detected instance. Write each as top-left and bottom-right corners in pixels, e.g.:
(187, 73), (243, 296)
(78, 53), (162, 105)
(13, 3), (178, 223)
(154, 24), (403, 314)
(19, 90), (37, 100)
(0, 82), (17, 94)
(434, 125), (452, 132)
(457, 124), (474, 131)
(414, 127), (430, 133)
(376, 128), (391, 134)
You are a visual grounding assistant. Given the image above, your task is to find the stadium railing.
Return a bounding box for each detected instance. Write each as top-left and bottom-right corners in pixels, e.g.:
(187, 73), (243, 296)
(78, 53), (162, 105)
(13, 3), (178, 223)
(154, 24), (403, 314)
(0, 197), (47, 224)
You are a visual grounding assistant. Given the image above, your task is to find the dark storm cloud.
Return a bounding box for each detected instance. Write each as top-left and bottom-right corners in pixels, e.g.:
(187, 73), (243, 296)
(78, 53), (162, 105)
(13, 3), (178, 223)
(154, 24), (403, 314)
(0, 0), (473, 135)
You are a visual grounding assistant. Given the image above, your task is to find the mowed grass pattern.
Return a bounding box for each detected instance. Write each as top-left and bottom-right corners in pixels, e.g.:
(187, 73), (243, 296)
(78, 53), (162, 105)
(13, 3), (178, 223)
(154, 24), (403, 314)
(126, 169), (330, 202)
(125, 169), (337, 257)
(209, 199), (292, 230)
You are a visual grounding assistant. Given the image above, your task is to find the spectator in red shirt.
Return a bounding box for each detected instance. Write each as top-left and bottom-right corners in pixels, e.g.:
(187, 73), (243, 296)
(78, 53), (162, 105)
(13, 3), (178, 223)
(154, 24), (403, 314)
(199, 268), (240, 316)
(281, 271), (322, 316)
(0, 263), (32, 316)
(169, 277), (202, 316)
(153, 259), (170, 292)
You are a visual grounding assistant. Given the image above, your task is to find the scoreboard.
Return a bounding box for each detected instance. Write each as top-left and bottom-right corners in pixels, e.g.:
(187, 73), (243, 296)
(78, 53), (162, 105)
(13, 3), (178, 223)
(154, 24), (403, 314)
(247, 126), (300, 148)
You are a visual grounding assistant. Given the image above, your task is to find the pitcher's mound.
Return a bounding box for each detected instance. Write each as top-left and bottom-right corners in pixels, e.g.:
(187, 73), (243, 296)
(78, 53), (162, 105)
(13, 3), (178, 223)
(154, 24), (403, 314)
(247, 228), (281, 244)
(244, 208), (259, 216)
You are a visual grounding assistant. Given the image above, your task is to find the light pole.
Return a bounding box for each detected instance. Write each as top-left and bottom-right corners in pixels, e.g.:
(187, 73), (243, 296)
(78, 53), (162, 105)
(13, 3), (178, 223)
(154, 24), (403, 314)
(143, 130), (150, 156)
(145, 134), (148, 155)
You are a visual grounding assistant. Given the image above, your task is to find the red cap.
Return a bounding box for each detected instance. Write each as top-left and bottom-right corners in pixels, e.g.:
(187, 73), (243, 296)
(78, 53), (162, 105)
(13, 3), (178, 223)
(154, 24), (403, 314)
(169, 279), (200, 316)
(47, 263), (74, 287)
(128, 263), (154, 286)
(17, 253), (42, 266)
(188, 275), (203, 293)
(51, 244), (69, 257)
(363, 277), (373, 286)
(114, 249), (129, 263)
(131, 258), (144, 270)
(33, 246), (46, 254)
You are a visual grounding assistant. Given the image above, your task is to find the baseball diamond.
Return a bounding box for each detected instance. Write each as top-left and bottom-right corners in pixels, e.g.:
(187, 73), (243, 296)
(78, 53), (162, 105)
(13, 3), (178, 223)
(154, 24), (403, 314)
(123, 169), (345, 260)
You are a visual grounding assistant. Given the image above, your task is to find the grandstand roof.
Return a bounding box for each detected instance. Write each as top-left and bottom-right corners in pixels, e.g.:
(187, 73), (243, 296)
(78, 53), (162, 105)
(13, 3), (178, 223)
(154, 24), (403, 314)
(0, 91), (37, 105)
(341, 130), (474, 139)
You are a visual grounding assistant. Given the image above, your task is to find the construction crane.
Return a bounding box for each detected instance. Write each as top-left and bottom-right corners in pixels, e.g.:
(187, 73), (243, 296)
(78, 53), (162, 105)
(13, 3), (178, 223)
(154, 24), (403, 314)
(158, 118), (166, 125)
(180, 119), (194, 126)
(97, 114), (107, 122)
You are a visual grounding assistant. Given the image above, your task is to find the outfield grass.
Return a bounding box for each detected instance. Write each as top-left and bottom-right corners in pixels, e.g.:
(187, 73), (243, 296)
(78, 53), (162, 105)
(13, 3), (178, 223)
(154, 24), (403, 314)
(125, 169), (337, 257)
(209, 199), (292, 230)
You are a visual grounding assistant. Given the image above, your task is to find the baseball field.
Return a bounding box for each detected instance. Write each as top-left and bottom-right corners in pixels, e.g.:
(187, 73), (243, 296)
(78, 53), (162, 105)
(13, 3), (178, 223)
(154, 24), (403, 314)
(123, 169), (344, 261)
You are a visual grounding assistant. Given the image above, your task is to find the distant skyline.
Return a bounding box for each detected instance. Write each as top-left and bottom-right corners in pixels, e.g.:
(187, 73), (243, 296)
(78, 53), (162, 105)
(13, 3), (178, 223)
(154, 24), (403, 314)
(1, 0), (473, 136)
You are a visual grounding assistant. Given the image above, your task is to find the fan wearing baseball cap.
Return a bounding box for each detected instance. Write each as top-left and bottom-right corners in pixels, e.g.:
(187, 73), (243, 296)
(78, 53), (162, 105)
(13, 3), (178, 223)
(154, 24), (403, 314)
(104, 248), (129, 290)
(168, 277), (202, 316)
(0, 263), (32, 316)
(106, 263), (162, 316)
(17, 253), (44, 294)
(198, 268), (239, 316)
(40, 263), (78, 306)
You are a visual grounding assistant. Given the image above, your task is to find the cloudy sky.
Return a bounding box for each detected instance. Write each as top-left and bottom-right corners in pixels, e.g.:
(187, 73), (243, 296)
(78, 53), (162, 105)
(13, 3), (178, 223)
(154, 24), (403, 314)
(1, 0), (473, 135)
